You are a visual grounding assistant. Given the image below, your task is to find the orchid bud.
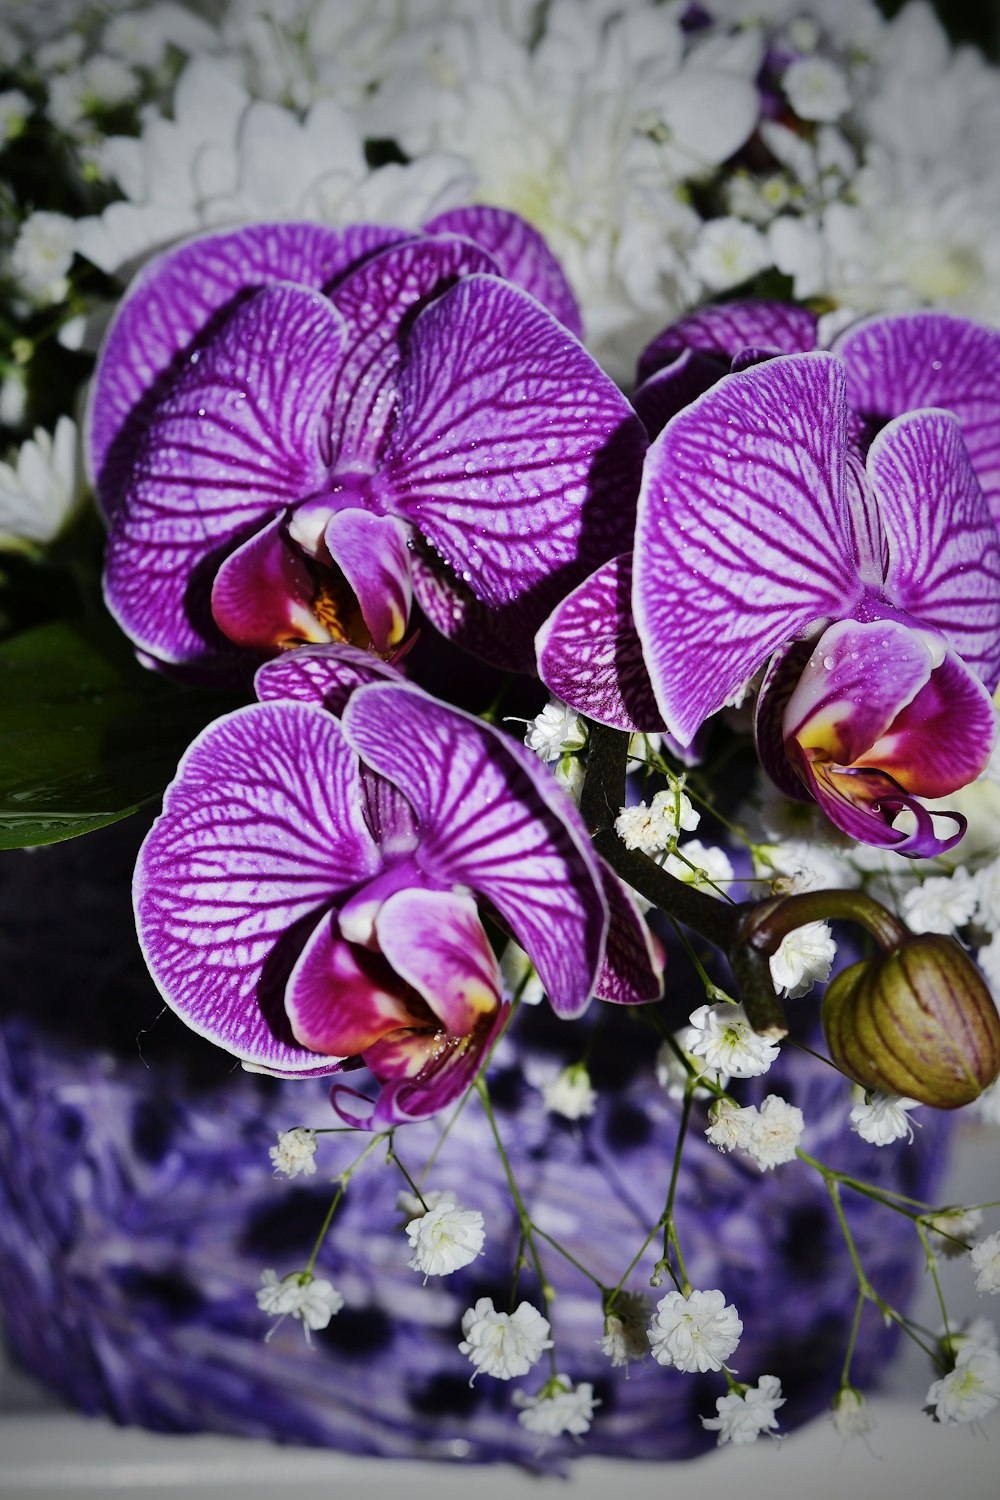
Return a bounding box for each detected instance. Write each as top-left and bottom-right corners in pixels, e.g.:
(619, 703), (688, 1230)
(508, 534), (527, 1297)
(821, 936), (1000, 1109)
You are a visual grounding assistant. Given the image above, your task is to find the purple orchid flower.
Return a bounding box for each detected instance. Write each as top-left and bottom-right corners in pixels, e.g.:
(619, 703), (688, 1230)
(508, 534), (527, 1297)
(134, 650), (661, 1127)
(631, 351), (1000, 855)
(89, 212), (644, 679)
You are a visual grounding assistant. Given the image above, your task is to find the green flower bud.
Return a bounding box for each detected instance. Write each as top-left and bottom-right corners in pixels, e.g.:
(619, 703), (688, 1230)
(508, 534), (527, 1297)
(821, 935), (1000, 1109)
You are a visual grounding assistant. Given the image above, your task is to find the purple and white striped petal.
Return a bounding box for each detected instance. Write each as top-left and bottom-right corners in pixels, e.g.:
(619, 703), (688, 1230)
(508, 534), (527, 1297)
(255, 642), (404, 715)
(631, 350), (734, 442)
(637, 300), (818, 385)
(535, 554), (664, 732)
(341, 682), (608, 1017)
(834, 311), (1000, 526)
(375, 887), (502, 1037)
(633, 353), (860, 746)
(593, 870), (665, 1006)
(381, 274), (646, 630)
(864, 649), (997, 800)
(324, 509), (412, 655)
(423, 204), (583, 336)
(866, 410), (1000, 689)
(87, 220), (406, 517)
(134, 701), (382, 1072)
(103, 284), (345, 666)
(325, 235), (498, 470)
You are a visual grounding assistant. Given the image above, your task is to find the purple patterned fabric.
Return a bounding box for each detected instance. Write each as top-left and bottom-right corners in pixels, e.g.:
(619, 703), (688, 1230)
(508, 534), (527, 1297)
(92, 216), (640, 678)
(631, 352), (1000, 855)
(0, 824), (952, 1468)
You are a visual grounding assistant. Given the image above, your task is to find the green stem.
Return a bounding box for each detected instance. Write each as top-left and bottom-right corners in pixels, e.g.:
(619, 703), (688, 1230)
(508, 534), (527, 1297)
(654, 1087), (694, 1294)
(839, 1290), (866, 1388)
(304, 1131), (386, 1275)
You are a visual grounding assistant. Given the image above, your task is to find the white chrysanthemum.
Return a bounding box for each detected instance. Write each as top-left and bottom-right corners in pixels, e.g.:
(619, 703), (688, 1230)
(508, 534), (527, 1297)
(458, 1298), (552, 1380)
(743, 1094), (804, 1171)
(541, 1064), (597, 1121)
(268, 1127), (318, 1179)
(525, 700), (587, 762)
(513, 1376), (599, 1438)
(701, 1374), (785, 1446)
(705, 1098), (756, 1153)
(768, 920), (836, 998)
(0, 87), (30, 145)
(0, 372), (27, 429)
(782, 55), (851, 123)
(256, 1269), (344, 1342)
(600, 1291), (651, 1369)
(0, 416), (85, 552)
(615, 784), (699, 854)
(926, 1346), (1000, 1425)
(662, 841), (735, 894)
(687, 1002), (780, 1078)
(10, 211), (76, 303)
(926, 1207), (984, 1257)
(977, 937), (1000, 1002)
(102, 2), (216, 69)
(647, 1288), (742, 1373)
(971, 1233), (1000, 1295)
(406, 1199), (485, 1278)
(849, 1090), (921, 1146)
(690, 216), (772, 292)
(973, 858), (1000, 934)
(831, 1386), (876, 1440)
(902, 868), (978, 936)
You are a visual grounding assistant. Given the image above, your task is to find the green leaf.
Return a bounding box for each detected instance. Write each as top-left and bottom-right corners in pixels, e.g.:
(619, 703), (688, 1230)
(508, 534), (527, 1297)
(0, 616), (243, 849)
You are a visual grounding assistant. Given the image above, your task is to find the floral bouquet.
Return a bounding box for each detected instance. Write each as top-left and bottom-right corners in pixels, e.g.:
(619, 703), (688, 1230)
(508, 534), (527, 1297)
(3, 0), (1000, 1468)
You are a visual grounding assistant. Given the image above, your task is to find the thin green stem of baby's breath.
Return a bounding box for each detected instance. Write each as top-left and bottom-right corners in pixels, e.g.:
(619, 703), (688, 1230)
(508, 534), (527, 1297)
(385, 1141), (428, 1211)
(839, 1289), (866, 1388)
(476, 1074), (558, 1376)
(652, 1086), (695, 1294)
(304, 1130), (387, 1276)
(797, 1150), (933, 1214)
(669, 918), (735, 1002)
(915, 1221), (953, 1337)
(531, 1224), (607, 1291)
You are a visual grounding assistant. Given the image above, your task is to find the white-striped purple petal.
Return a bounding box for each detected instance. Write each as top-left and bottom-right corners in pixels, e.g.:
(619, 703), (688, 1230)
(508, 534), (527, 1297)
(423, 204), (582, 336)
(637, 300), (818, 384)
(381, 274), (646, 634)
(631, 350), (733, 442)
(103, 284), (345, 667)
(254, 643), (404, 714)
(325, 235), (498, 470)
(341, 682), (608, 1017)
(593, 870), (664, 1006)
(210, 515), (330, 652)
(535, 554), (664, 732)
(87, 221), (406, 517)
(834, 311), (1000, 527)
(633, 353), (860, 746)
(134, 701), (383, 1072)
(375, 887), (502, 1036)
(284, 910), (415, 1058)
(866, 410), (1000, 689)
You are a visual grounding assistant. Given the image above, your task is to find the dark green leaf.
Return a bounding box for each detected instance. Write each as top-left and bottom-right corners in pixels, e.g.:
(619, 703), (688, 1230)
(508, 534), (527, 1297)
(0, 616), (243, 848)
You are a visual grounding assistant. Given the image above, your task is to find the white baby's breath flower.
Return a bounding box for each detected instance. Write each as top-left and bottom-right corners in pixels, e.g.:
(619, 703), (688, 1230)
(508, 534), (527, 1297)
(926, 1207), (984, 1257)
(831, 1386), (876, 1440)
(974, 1074), (1000, 1127)
(687, 1003), (781, 1078)
(600, 1292), (651, 1369)
(10, 211), (76, 303)
(782, 55), (851, 122)
(541, 1063), (597, 1120)
(705, 1098), (757, 1153)
(973, 857), (1000, 933)
(458, 1298), (552, 1381)
(268, 1127), (318, 1179)
(971, 1232), (1000, 1295)
(499, 942), (545, 1006)
(702, 1375), (785, 1446)
(0, 370), (27, 429)
(406, 1199), (485, 1278)
(552, 751), (585, 802)
(0, 416), (85, 551)
(661, 841), (735, 894)
(396, 1187), (450, 1222)
(656, 1034), (729, 1101)
(926, 1346), (1000, 1425)
(768, 920), (836, 998)
(902, 868), (978, 935)
(513, 1375), (599, 1438)
(743, 1094), (804, 1171)
(525, 700), (587, 762)
(849, 1090), (921, 1146)
(615, 784), (699, 855)
(256, 1269), (344, 1343)
(647, 1288), (743, 1374)
(691, 216), (772, 292)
